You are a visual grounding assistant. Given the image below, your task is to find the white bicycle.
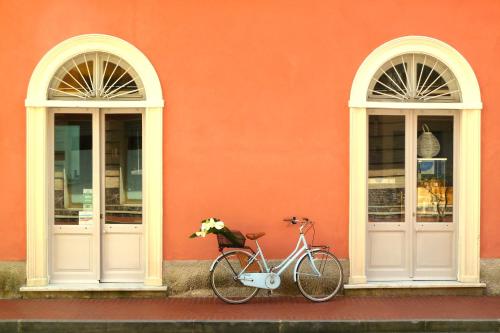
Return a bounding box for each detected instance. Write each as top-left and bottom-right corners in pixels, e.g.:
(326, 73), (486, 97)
(209, 217), (343, 304)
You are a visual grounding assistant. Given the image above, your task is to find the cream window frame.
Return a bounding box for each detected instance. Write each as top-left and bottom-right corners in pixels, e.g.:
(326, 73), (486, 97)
(349, 36), (482, 284)
(26, 34), (164, 287)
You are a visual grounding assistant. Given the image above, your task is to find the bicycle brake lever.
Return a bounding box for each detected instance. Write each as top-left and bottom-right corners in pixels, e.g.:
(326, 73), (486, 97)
(283, 217), (298, 224)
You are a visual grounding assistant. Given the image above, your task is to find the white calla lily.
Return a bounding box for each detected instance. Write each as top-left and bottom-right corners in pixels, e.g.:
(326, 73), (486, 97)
(207, 219), (216, 228)
(195, 230), (207, 237)
(191, 218), (225, 239)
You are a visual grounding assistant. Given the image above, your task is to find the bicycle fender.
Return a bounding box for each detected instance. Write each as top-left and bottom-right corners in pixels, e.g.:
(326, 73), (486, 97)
(292, 248), (322, 282)
(209, 249), (255, 272)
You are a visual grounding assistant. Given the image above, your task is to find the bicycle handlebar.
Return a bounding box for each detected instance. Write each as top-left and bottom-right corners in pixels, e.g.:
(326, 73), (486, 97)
(283, 216), (312, 227)
(283, 217), (298, 224)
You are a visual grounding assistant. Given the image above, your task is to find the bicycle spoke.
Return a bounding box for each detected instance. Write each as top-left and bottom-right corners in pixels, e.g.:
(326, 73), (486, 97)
(297, 272), (320, 277)
(211, 251), (261, 304)
(219, 260), (236, 275)
(296, 250), (343, 302)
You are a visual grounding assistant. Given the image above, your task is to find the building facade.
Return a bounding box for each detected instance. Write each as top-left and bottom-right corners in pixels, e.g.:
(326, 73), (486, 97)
(0, 0), (498, 296)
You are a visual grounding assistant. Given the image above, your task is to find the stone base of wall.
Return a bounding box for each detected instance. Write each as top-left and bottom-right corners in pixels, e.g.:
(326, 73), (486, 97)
(0, 259), (498, 298)
(344, 287), (485, 297)
(163, 259), (350, 297)
(481, 259), (500, 295)
(163, 258), (500, 297)
(0, 262), (25, 298)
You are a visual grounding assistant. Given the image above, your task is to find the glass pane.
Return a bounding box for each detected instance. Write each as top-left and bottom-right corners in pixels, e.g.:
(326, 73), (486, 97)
(368, 115), (405, 222)
(57, 61), (94, 96)
(105, 114), (142, 224)
(54, 114), (93, 225)
(416, 64), (449, 98)
(416, 116), (453, 222)
(372, 63), (408, 97)
(102, 61), (140, 96)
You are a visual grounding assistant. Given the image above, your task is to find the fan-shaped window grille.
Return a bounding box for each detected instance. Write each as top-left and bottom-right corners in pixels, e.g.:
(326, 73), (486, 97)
(48, 52), (145, 100)
(368, 54), (461, 102)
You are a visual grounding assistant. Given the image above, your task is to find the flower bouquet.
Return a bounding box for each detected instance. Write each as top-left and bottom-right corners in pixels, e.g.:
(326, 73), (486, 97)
(190, 218), (245, 248)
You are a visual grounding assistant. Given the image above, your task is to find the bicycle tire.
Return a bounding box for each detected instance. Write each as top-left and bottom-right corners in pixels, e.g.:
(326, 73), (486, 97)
(210, 250), (262, 304)
(295, 250), (343, 302)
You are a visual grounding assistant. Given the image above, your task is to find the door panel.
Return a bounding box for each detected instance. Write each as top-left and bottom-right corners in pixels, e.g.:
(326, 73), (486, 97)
(367, 113), (409, 280)
(413, 114), (456, 280)
(101, 111), (144, 282)
(53, 234), (93, 271)
(415, 231), (453, 264)
(369, 230), (405, 267)
(50, 110), (100, 283)
(103, 231), (142, 269)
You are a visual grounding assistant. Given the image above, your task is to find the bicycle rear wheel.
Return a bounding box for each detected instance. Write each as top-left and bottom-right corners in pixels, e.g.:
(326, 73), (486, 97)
(296, 250), (343, 302)
(210, 250), (262, 304)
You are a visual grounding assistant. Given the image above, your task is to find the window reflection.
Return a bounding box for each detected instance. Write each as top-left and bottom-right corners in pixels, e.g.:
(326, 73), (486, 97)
(368, 115), (405, 222)
(105, 114), (142, 224)
(54, 114), (93, 225)
(416, 116), (453, 222)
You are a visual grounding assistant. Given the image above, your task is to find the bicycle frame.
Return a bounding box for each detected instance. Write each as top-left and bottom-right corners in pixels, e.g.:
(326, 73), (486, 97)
(257, 234), (314, 275)
(233, 228), (322, 289)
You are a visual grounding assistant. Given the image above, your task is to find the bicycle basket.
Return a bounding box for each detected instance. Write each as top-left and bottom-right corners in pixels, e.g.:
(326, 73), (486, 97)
(217, 230), (246, 249)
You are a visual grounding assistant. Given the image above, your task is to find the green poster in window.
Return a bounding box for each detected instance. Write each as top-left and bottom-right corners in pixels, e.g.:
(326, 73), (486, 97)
(83, 188), (92, 211)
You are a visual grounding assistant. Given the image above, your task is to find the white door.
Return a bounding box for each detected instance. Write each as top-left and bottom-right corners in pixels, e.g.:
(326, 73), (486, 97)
(49, 108), (144, 283)
(100, 109), (144, 282)
(50, 109), (101, 283)
(366, 109), (457, 281)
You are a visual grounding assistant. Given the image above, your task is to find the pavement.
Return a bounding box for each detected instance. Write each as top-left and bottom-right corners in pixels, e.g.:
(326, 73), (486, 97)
(0, 296), (499, 332)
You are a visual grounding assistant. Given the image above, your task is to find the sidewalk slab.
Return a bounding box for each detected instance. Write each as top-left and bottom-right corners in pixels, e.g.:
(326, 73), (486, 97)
(0, 320), (499, 333)
(0, 296), (498, 332)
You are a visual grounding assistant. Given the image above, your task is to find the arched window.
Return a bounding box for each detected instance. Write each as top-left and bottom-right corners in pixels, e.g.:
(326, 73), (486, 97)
(48, 52), (144, 100)
(368, 54), (460, 102)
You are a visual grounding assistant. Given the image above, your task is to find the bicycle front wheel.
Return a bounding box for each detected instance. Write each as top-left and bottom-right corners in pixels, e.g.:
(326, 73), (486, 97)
(210, 250), (262, 304)
(296, 250), (343, 302)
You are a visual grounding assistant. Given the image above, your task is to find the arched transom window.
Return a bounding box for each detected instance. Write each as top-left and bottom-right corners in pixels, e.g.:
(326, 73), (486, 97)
(48, 52), (145, 100)
(368, 54), (461, 103)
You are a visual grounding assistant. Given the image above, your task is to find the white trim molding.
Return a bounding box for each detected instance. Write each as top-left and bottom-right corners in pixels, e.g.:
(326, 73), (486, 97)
(348, 36), (482, 285)
(349, 36), (482, 110)
(26, 34), (164, 287)
(349, 107), (368, 284)
(26, 106), (49, 287)
(457, 109), (481, 283)
(26, 34), (164, 108)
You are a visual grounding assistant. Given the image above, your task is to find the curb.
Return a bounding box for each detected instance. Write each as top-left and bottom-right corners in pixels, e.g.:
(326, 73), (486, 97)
(0, 319), (498, 333)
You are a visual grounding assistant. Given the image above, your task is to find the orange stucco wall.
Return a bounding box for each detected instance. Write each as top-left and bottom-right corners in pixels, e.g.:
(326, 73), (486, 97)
(0, 0), (499, 261)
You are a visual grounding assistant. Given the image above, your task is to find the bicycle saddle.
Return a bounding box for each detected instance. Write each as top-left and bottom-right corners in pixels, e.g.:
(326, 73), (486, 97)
(245, 232), (265, 240)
